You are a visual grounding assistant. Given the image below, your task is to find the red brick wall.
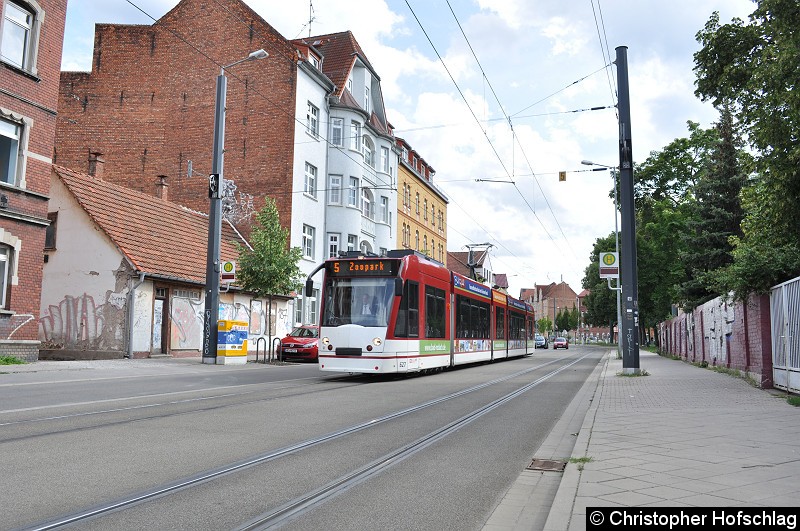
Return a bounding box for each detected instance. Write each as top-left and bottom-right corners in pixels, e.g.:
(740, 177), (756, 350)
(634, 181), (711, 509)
(658, 294), (773, 387)
(55, 0), (298, 231)
(0, 0), (67, 346)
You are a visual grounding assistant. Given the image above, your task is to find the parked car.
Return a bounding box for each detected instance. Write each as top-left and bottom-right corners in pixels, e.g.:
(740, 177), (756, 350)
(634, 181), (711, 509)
(277, 326), (319, 361)
(553, 336), (569, 350)
(535, 334), (548, 349)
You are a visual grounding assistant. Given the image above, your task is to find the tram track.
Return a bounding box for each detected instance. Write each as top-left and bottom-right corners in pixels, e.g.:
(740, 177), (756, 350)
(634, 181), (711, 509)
(19, 351), (594, 531)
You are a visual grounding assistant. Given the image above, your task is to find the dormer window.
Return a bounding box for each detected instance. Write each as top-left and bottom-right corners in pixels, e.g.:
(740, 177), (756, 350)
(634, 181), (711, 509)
(346, 77), (353, 94)
(309, 54), (320, 69)
(364, 86), (370, 114)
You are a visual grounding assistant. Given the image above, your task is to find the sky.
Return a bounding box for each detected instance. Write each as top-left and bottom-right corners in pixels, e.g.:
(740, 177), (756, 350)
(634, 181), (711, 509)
(61, 0), (756, 299)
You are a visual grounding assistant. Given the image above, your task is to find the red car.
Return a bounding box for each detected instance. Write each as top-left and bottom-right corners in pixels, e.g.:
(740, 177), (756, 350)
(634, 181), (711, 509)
(277, 326), (319, 361)
(553, 337), (569, 350)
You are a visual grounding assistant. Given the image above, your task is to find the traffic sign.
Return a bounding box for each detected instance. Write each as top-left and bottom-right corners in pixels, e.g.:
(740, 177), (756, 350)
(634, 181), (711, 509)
(599, 252), (619, 279)
(221, 260), (236, 283)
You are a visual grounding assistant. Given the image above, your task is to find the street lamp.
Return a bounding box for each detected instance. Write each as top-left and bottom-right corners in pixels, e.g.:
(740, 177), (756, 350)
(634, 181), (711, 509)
(582, 160), (623, 361)
(202, 49), (268, 365)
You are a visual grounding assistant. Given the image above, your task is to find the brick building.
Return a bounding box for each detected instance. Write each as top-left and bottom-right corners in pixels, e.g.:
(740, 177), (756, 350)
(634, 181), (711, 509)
(0, 0), (67, 360)
(54, 0), (300, 233)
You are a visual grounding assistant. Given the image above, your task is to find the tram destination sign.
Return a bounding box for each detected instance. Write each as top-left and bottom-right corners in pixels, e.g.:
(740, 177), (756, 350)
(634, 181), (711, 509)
(329, 259), (400, 277)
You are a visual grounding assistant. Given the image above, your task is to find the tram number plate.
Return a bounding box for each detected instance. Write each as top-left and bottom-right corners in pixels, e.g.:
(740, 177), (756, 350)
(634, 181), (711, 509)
(399, 362), (406, 369)
(284, 348), (297, 353)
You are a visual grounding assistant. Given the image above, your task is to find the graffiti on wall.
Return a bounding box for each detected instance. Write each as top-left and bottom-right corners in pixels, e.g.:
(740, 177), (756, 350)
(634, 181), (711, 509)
(39, 292), (126, 349)
(170, 296), (203, 350)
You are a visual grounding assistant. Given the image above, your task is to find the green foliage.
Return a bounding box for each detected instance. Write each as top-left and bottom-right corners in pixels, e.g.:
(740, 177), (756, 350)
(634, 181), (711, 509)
(234, 198), (304, 298)
(536, 317), (552, 334)
(0, 355), (25, 365)
(694, 1), (800, 294)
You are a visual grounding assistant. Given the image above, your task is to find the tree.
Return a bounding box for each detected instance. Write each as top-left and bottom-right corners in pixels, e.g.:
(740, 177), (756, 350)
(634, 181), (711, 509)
(234, 198), (304, 341)
(555, 308), (570, 335)
(536, 317), (552, 335)
(678, 107), (748, 308)
(694, 2), (800, 294)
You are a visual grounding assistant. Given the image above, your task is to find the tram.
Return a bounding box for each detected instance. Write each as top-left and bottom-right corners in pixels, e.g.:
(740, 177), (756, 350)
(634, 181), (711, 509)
(305, 249), (536, 374)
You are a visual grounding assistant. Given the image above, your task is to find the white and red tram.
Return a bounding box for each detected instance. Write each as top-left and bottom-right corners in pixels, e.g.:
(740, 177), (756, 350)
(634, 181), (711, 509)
(305, 250), (535, 374)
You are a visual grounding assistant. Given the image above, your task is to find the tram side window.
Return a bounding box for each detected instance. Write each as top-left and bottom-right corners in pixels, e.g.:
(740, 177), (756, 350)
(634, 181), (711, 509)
(509, 311), (524, 340)
(425, 285), (446, 338)
(495, 307), (505, 339)
(455, 295), (490, 339)
(394, 281), (419, 337)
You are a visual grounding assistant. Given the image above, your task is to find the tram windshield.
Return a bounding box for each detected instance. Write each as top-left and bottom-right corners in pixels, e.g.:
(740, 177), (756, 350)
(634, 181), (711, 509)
(322, 277), (395, 327)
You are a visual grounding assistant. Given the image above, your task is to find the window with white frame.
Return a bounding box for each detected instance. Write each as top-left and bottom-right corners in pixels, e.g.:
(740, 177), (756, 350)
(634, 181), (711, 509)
(327, 233), (340, 258)
(302, 224), (315, 259)
(348, 177), (358, 206)
(346, 76), (353, 94)
(304, 162), (317, 197)
(362, 135), (374, 167)
(361, 187), (373, 219)
(0, 116), (22, 185)
(328, 174), (341, 204)
(350, 121), (361, 151)
(380, 247), (387, 256)
(309, 54), (320, 69)
(364, 86), (370, 114)
(330, 118), (344, 146)
(0, 243), (11, 308)
(402, 146), (408, 161)
(423, 199), (428, 220)
(309, 288), (319, 325)
(423, 235), (428, 254)
(415, 192), (420, 214)
(1, 0), (41, 74)
(380, 196), (389, 223)
(347, 234), (357, 251)
(381, 146), (389, 173)
(415, 230), (419, 250)
(306, 102), (319, 137)
(294, 296), (303, 324)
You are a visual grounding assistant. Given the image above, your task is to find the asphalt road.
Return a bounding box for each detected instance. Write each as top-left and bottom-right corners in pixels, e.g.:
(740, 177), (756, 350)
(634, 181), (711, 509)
(0, 347), (604, 530)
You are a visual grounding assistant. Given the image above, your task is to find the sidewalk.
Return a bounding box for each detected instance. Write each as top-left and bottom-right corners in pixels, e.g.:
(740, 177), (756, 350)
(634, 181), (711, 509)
(487, 350), (800, 531)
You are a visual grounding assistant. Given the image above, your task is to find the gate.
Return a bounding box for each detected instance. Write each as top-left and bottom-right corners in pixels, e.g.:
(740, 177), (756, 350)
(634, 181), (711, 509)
(771, 276), (800, 393)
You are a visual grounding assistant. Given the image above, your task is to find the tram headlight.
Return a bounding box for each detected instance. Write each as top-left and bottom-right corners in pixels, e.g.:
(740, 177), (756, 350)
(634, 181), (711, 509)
(372, 337), (382, 346)
(321, 336), (330, 345)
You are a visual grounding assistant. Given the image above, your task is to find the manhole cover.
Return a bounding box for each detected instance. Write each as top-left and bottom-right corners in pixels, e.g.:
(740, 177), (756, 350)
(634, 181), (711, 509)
(526, 459), (566, 472)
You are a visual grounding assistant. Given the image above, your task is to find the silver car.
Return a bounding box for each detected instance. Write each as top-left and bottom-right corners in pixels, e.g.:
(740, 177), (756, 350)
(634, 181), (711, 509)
(535, 334), (548, 349)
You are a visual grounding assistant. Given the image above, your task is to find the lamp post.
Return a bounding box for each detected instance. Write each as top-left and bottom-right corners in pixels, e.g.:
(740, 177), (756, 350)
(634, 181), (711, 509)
(582, 159), (623, 361)
(202, 49), (268, 365)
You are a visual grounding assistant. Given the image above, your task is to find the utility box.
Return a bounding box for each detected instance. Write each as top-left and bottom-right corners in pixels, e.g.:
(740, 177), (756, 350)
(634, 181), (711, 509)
(217, 320), (248, 364)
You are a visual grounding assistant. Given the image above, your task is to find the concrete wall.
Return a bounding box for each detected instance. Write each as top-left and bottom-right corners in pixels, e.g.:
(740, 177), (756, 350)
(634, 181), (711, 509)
(658, 293), (773, 387)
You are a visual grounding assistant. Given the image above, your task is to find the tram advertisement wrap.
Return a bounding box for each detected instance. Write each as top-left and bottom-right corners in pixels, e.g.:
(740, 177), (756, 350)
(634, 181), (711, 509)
(420, 340), (449, 355)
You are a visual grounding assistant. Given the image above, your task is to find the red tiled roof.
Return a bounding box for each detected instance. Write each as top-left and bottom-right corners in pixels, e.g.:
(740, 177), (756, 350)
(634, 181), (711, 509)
(306, 31), (374, 98)
(494, 273), (509, 289)
(54, 165), (243, 285)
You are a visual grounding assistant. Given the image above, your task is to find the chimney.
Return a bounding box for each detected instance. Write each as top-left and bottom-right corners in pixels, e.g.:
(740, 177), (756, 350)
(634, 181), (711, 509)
(157, 175), (168, 201)
(88, 151), (105, 178)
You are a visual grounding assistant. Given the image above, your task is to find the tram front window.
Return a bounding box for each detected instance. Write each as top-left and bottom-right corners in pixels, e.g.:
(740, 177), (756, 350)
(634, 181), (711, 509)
(322, 277), (395, 327)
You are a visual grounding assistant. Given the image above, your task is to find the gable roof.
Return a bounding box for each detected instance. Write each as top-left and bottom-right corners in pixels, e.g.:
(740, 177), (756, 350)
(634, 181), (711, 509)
(53, 165), (244, 285)
(493, 273), (509, 289)
(304, 31), (375, 98)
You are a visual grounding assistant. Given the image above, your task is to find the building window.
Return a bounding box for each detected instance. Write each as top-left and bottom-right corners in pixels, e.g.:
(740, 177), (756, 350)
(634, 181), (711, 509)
(306, 102), (319, 137)
(347, 234), (357, 251)
(423, 235), (428, 254)
(0, 116), (21, 185)
(380, 196), (389, 223)
(1, 0), (40, 74)
(0, 243), (11, 308)
(362, 135), (374, 167)
(415, 192), (420, 215)
(327, 233), (340, 258)
(304, 162), (317, 197)
(423, 199), (428, 220)
(361, 187), (373, 219)
(294, 296), (303, 324)
(348, 177), (358, 206)
(328, 174), (341, 204)
(302, 224), (315, 259)
(415, 230), (419, 250)
(330, 118), (344, 146)
(44, 212), (57, 250)
(364, 86), (370, 114)
(309, 288), (319, 325)
(350, 121), (361, 151)
(380, 247), (387, 256)
(381, 146), (389, 173)
(309, 54), (320, 69)
(402, 146), (408, 161)
(346, 76), (353, 93)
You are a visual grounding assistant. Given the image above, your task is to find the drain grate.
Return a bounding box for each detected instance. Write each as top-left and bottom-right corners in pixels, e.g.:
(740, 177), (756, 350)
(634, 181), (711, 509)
(526, 459), (566, 472)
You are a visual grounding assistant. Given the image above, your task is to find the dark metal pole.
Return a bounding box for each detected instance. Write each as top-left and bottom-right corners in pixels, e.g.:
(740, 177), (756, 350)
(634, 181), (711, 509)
(202, 71), (227, 365)
(616, 46), (641, 373)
